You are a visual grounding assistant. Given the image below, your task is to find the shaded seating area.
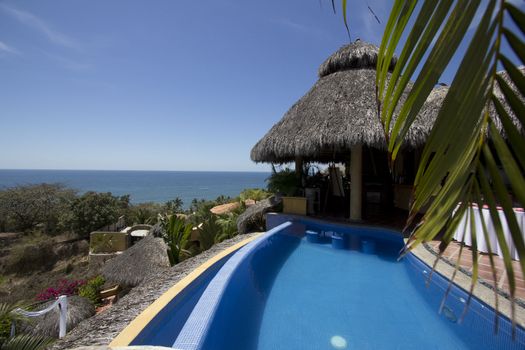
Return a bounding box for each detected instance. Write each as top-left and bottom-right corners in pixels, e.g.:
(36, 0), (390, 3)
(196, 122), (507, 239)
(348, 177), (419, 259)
(251, 40), (443, 223)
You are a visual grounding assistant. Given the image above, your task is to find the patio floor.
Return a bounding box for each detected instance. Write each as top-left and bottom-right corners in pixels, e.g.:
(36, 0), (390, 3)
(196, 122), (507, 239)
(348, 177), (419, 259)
(427, 240), (525, 301)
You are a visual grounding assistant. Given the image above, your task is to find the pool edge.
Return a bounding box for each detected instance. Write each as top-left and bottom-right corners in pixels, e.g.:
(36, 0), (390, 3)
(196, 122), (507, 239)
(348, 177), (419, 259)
(410, 241), (525, 328)
(109, 233), (263, 348)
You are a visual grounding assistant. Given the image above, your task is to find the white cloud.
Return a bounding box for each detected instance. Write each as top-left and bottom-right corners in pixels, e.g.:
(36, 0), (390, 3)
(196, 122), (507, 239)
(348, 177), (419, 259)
(0, 4), (79, 50)
(0, 40), (19, 55)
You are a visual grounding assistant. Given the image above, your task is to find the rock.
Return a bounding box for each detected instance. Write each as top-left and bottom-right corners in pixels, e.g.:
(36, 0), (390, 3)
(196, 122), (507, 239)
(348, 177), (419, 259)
(237, 196), (282, 234)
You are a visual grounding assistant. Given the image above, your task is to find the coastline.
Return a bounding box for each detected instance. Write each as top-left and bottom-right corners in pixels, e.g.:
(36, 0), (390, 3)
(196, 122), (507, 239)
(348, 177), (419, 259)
(0, 170), (270, 206)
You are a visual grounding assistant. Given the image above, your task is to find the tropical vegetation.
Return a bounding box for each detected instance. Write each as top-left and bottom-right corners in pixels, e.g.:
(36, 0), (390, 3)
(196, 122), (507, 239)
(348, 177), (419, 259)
(160, 214), (193, 265)
(266, 166), (301, 196)
(0, 302), (51, 350)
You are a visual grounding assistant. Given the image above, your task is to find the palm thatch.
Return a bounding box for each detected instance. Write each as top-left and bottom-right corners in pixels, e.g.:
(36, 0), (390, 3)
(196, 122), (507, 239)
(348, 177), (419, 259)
(251, 41), (523, 164)
(27, 296), (94, 338)
(416, 68), (524, 139)
(491, 67), (525, 136)
(101, 235), (170, 287)
(318, 40), (396, 78)
(251, 40), (439, 163)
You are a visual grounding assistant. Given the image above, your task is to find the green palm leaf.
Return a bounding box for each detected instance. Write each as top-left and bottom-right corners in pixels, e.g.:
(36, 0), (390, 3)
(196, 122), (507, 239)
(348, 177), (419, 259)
(371, 0), (525, 327)
(1, 334), (52, 350)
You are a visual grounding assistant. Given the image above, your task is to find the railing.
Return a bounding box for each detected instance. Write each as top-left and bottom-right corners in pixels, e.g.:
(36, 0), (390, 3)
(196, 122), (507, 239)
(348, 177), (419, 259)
(11, 295), (68, 338)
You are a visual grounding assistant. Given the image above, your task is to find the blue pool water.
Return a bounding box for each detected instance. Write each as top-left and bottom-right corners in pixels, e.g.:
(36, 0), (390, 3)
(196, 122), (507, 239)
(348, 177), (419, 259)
(259, 238), (498, 349)
(130, 217), (525, 349)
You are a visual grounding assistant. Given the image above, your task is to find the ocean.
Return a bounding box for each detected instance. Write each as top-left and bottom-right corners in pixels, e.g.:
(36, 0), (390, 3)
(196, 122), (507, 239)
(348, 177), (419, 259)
(0, 170), (270, 207)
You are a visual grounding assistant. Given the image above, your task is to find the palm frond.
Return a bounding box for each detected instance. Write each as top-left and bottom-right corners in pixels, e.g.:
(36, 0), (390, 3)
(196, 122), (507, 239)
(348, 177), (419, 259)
(374, 0), (525, 327)
(1, 334), (52, 350)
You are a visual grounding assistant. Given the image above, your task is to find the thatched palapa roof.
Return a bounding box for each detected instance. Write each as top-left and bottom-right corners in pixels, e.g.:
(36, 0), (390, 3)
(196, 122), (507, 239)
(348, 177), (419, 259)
(102, 235), (170, 287)
(250, 40), (444, 163)
(251, 40), (524, 164)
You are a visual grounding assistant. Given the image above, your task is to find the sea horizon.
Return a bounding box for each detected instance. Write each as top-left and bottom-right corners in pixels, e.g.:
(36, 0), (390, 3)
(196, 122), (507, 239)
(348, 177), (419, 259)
(0, 168), (270, 173)
(0, 169), (271, 206)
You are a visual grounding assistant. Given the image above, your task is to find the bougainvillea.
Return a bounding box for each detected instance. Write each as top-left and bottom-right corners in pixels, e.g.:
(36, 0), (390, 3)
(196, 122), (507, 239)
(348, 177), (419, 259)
(36, 279), (86, 301)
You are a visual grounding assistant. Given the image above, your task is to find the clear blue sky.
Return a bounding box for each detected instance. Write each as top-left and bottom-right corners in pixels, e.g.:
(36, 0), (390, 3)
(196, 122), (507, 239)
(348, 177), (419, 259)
(0, 1), (523, 171)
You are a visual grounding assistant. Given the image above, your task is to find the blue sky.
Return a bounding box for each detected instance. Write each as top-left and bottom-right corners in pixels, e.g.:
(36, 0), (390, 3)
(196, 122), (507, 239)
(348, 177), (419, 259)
(0, 1), (523, 171)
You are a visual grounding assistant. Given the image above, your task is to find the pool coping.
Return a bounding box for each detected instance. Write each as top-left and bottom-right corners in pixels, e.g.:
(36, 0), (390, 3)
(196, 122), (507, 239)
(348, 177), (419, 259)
(109, 233), (263, 348)
(411, 241), (525, 327)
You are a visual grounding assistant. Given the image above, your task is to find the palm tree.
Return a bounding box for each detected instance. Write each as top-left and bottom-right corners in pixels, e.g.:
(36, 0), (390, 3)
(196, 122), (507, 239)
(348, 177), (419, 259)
(334, 0), (524, 326)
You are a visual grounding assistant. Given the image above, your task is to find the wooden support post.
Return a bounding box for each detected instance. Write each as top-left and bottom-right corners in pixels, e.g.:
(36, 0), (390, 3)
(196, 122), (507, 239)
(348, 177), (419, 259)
(350, 145), (363, 221)
(295, 157), (304, 188)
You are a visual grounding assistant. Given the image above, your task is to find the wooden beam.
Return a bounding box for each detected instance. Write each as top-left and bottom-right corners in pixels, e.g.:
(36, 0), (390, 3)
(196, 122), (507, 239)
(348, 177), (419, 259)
(350, 145), (363, 220)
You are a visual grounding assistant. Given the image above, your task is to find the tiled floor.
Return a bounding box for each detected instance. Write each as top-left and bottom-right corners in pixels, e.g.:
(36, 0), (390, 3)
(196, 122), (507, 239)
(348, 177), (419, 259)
(427, 240), (525, 301)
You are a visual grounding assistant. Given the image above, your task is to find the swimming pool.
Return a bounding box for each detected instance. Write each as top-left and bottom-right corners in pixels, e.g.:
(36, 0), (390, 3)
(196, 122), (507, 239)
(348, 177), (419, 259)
(125, 216), (525, 349)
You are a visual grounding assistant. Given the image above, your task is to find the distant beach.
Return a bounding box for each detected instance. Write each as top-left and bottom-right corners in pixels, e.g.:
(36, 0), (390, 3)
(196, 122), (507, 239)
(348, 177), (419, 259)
(0, 170), (270, 206)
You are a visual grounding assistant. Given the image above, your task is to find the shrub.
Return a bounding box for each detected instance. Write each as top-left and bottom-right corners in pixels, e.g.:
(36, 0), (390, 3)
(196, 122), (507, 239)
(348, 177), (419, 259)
(188, 199), (216, 226)
(66, 192), (129, 238)
(266, 166), (301, 196)
(161, 215), (192, 265)
(198, 215), (220, 251)
(36, 279), (86, 301)
(126, 202), (163, 225)
(0, 183), (76, 234)
(215, 212), (239, 243)
(239, 188), (271, 202)
(78, 276), (105, 306)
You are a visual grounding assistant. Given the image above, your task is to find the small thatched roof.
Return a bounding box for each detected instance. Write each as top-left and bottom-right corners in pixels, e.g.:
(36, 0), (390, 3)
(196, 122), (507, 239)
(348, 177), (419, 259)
(102, 235), (170, 287)
(210, 202), (240, 215)
(251, 40), (439, 163)
(27, 296), (95, 338)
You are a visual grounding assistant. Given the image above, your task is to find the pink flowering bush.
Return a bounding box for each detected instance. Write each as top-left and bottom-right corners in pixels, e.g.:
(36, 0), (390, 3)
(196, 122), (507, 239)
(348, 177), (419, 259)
(36, 279), (86, 301)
